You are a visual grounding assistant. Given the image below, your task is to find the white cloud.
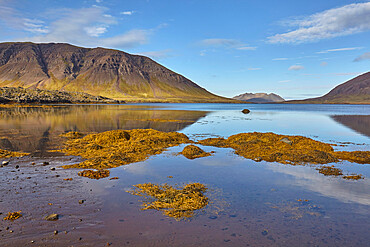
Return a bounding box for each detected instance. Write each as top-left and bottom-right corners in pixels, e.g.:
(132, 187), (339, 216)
(138, 49), (172, 59)
(279, 80), (291, 83)
(19, 6), (150, 49)
(200, 38), (256, 51)
(272, 57), (289, 61)
(236, 46), (257, 51)
(268, 2), (370, 43)
(121, 11), (135, 15)
(247, 68), (262, 71)
(101, 29), (148, 47)
(200, 38), (240, 47)
(288, 65), (304, 71)
(317, 47), (363, 54)
(23, 19), (48, 34)
(354, 52), (370, 62)
(84, 26), (107, 37)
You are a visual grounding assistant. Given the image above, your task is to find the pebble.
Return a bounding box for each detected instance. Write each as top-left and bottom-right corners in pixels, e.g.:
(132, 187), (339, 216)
(54, 230), (58, 235)
(79, 199), (85, 204)
(50, 167), (56, 171)
(280, 137), (293, 145)
(45, 214), (59, 221)
(2, 161), (9, 166)
(15, 165), (19, 169)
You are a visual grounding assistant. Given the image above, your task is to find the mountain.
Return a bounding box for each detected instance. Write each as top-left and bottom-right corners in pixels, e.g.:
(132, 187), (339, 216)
(0, 42), (235, 103)
(233, 92), (285, 103)
(287, 72), (370, 104)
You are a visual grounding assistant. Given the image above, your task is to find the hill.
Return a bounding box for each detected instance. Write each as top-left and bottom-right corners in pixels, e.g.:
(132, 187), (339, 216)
(233, 92), (285, 103)
(287, 72), (370, 104)
(0, 42), (236, 103)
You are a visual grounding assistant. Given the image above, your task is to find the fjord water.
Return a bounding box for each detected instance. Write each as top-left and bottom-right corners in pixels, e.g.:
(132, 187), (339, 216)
(0, 103), (369, 246)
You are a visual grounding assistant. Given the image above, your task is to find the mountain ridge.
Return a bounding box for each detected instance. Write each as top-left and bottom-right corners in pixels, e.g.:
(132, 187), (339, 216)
(0, 42), (237, 103)
(233, 92), (285, 103)
(286, 72), (370, 104)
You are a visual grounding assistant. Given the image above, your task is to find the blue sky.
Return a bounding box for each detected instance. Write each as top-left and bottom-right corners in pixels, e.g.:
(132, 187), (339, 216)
(0, 0), (370, 99)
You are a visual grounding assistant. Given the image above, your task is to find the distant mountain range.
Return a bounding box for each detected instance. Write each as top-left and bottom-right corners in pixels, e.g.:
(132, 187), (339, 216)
(287, 72), (370, 104)
(0, 42), (235, 103)
(233, 92), (285, 103)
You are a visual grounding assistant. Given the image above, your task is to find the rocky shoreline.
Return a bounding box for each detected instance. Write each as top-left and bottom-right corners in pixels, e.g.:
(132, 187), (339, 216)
(0, 87), (122, 104)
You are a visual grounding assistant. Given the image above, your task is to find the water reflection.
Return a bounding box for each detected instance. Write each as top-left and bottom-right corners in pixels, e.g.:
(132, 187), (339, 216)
(0, 105), (208, 154)
(331, 115), (370, 138)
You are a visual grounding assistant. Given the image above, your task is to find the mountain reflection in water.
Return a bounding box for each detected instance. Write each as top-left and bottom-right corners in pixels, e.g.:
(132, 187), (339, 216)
(0, 105), (208, 154)
(331, 115), (370, 138)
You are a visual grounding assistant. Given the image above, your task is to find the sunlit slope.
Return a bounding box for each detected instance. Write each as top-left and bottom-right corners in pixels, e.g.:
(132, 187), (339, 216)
(0, 42), (236, 102)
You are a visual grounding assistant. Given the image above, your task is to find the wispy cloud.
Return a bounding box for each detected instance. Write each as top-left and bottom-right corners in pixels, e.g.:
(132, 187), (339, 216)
(138, 49), (173, 59)
(354, 52), (370, 62)
(0, 5), (48, 34)
(288, 65), (304, 71)
(272, 58), (289, 61)
(317, 47), (363, 54)
(278, 80), (291, 83)
(268, 2), (370, 44)
(14, 6), (151, 49)
(121, 11), (135, 15)
(236, 46), (257, 51)
(247, 67), (262, 71)
(200, 38), (256, 51)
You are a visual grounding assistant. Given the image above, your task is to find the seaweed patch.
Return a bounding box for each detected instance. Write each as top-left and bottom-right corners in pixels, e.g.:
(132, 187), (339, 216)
(127, 183), (209, 220)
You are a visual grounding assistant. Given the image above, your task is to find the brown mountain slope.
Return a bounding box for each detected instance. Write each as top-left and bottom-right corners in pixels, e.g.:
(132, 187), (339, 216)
(287, 72), (370, 104)
(233, 92), (285, 103)
(0, 42), (235, 103)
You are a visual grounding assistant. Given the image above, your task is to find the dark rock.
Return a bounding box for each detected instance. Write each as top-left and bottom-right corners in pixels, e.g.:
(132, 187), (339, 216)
(78, 199), (85, 204)
(2, 161), (9, 166)
(241, 109), (250, 114)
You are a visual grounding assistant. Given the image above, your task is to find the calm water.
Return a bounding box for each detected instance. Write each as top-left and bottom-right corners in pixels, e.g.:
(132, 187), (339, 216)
(0, 103), (369, 246)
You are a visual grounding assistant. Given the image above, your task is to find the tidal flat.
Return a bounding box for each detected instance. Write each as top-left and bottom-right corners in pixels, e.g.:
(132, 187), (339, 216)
(0, 103), (369, 246)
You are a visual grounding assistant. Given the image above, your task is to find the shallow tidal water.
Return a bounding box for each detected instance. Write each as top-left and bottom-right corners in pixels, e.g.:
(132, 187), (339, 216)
(0, 103), (369, 246)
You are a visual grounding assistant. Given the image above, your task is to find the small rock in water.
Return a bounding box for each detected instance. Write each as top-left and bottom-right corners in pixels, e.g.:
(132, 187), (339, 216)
(78, 199), (85, 204)
(45, 214), (59, 221)
(50, 167), (55, 171)
(43, 162), (49, 166)
(241, 109), (250, 114)
(54, 230), (58, 235)
(280, 137), (292, 145)
(2, 161), (9, 166)
(15, 165), (19, 169)
(254, 157), (262, 162)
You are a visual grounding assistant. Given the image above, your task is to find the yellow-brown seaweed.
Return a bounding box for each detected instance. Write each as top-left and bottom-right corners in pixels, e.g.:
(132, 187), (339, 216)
(316, 165), (343, 176)
(0, 149), (29, 158)
(78, 169), (110, 179)
(180, 145), (212, 159)
(127, 183), (209, 220)
(198, 132), (370, 165)
(60, 129), (191, 169)
(3, 211), (22, 220)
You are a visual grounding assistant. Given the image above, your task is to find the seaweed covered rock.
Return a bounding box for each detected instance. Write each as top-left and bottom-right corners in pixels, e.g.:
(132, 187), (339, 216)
(198, 132), (369, 165)
(0, 149), (29, 159)
(180, 145), (212, 159)
(60, 129), (191, 169)
(127, 182), (209, 220)
(78, 169), (110, 179)
(3, 211), (22, 220)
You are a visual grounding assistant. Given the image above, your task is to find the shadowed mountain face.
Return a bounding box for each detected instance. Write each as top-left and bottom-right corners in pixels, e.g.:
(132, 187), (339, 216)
(233, 93), (284, 103)
(331, 115), (370, 138)
(0, 42), (233, 102)
(0, 105), (208, 154)
(287, 72), (370, 104)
